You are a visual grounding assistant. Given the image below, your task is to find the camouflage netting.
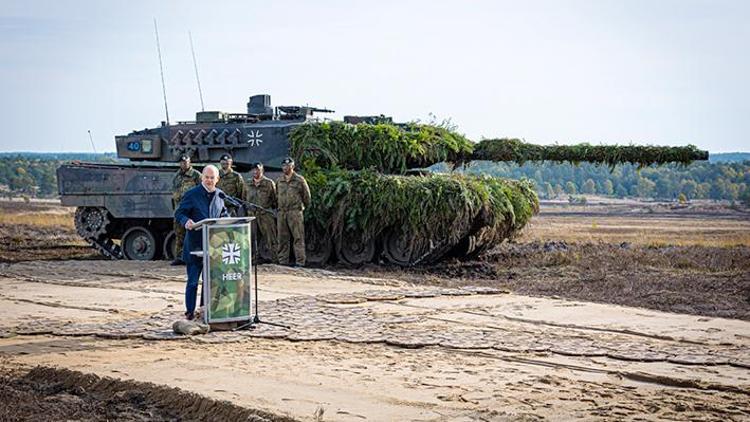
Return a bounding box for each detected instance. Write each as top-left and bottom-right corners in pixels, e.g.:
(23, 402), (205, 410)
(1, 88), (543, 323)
(289, 122), (707, 264)
(289, 121), (473, 174)
(304, 169), (538, 264)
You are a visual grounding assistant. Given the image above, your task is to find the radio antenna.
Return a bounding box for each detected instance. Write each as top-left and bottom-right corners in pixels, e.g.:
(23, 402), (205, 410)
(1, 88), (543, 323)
(188, 30), (205, 112)
(153, 19), (170, 125)
(87, 130), (97, 153)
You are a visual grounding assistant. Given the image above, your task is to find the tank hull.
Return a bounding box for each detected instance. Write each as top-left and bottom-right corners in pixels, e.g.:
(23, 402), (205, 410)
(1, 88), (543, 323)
(58, 162), (536, 266)
(58, 163), (176, 259)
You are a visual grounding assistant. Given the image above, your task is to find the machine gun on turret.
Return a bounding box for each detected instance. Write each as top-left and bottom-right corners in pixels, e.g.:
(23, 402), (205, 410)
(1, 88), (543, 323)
(277, 105), (335, 120)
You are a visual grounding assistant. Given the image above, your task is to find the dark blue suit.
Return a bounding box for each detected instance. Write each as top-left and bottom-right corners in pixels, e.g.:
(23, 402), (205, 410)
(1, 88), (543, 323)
(174, 184), (228, 316)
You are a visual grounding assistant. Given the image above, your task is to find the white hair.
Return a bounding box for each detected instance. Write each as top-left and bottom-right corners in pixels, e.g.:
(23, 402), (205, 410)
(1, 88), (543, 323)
(202, 165), (219, 176)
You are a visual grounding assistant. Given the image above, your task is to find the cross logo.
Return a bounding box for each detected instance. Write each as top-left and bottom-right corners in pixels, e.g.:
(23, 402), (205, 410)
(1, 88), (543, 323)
(221, 242), (241, 265)
(246, 130), (263, 147)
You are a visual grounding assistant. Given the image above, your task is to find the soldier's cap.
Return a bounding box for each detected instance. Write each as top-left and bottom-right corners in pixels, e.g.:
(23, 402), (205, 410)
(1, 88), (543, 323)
(220, 154), (232, 161)
(180, 155), (191, 162)
(252, 162), (264, 170)
(281, 157), (294, 165)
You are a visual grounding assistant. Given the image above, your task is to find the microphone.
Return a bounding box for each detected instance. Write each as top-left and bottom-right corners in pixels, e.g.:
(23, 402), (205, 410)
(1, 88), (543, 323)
(218, 192), (278, 217)
(218, 191), (242, 208)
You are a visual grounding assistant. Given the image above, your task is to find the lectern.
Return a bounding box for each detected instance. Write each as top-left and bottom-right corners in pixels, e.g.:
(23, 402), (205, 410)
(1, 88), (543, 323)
(190, 216), (255, 325)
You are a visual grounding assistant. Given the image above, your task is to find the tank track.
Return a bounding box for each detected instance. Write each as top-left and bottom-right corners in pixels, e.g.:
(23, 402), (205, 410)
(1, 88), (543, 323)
(74, 207), (123, 260)
(86, 237), (123, 260)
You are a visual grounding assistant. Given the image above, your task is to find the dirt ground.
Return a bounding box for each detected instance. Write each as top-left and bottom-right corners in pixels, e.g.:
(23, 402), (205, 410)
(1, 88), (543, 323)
(347, 202), (750, 320)
(0, 199), (749, 420)
(360, 242), (750, 320)
(0, 365), (292, 422)
(0, 260), (748, 420)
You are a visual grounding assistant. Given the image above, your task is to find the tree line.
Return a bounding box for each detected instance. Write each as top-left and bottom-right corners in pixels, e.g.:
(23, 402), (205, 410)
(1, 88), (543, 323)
(0, 153), (117, 197)
(463, 159), (750, 203)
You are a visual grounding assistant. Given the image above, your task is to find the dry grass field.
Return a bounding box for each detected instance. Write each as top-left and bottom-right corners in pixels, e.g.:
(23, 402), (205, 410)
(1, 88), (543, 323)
(523, 215), (750, 247)
(521, 202), (750, 247)
(0, 210), (75, 227)
(0, 200), (94, 262)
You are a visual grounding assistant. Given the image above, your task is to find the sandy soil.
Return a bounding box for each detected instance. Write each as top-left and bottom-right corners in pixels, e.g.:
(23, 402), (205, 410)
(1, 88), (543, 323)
(1, 260), (749, 421)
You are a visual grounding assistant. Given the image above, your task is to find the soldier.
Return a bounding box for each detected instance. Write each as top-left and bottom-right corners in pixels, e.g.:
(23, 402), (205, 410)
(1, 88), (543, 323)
(276, 157), (311, 267)
(216, 154), (247, 216)
(246, 162), (278, 263)
(171, 155), (201, 265)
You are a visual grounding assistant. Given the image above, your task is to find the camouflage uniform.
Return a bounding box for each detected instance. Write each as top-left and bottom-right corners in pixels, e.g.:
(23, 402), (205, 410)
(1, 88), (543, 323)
(217, 169), (247, 215)
(172, 167), (201, 258)
(247, 175), (278, 262)
(276, 172), (311, 266)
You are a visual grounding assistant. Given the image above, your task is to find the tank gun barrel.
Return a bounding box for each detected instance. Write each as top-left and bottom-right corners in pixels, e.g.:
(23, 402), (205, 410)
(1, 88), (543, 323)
(470, 138), (709, 168)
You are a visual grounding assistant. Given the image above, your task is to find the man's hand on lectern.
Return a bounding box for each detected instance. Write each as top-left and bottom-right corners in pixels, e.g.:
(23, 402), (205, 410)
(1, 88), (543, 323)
(185, 219), (195, 230)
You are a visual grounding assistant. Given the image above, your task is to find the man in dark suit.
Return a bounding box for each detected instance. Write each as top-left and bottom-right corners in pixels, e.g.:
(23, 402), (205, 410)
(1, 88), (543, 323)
(174, 165), (228, 320)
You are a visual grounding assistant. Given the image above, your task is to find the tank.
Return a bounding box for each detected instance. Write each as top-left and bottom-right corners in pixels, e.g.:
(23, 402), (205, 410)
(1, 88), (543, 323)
(58, 94), (708, 265)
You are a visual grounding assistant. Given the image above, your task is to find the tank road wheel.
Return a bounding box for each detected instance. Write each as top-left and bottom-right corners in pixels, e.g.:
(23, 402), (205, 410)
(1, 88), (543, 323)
(74, 207), (110, 239)
(337, 231), (377, 266)
(162, 231), (176, 261)
(305, 226), (333, 266)
(383, 229), (456, 266)
(382, 230), (413, 266)
(122, 227), (158, 261)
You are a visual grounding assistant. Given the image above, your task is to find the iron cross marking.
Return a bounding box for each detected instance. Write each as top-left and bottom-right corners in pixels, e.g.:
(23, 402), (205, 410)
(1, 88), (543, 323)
(221, 242), (241, 265)
(246, 130), (263, 147)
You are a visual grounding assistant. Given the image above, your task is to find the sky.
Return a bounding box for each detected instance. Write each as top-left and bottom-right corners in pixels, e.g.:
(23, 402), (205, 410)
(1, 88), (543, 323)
(0, 0), (748, 153)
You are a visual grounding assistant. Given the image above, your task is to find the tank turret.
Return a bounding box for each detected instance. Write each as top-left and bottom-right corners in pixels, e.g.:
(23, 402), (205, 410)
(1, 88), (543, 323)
(113, 94), (331, 170)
